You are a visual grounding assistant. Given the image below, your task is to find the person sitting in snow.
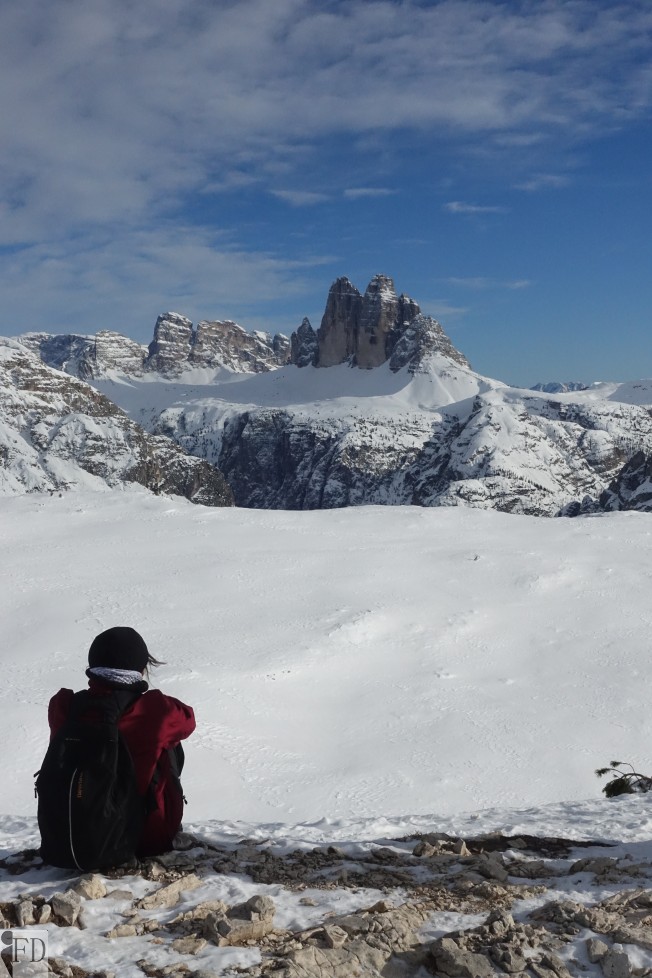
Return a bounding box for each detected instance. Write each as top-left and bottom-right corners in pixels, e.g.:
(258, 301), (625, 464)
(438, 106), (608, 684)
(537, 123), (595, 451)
(43, 626), (195, 864)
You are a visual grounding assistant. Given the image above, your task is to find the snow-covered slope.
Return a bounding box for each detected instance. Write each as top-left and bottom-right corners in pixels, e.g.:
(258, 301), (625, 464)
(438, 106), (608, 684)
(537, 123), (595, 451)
(12, 273), (652, 516)
(3, 492), (652, 823)
(92, 352), (652, 516)
(0, 338), (232, 504)
(4, 494), (652, 976)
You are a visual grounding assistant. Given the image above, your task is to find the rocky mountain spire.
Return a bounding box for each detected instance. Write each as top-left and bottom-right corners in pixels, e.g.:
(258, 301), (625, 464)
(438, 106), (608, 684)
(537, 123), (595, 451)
(314, 277), (362, 367)
(290, 318), (318, 368)
(298, 274), (423, 369)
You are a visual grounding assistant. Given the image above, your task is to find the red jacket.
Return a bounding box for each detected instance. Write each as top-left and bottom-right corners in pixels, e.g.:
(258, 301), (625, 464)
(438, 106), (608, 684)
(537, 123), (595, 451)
(48, 681), (196, 857)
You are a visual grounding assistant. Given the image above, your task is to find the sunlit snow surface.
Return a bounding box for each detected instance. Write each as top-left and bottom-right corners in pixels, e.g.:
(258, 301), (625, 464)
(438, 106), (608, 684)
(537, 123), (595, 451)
(3, 490), (652, 823)
(4, 492), (652, 975)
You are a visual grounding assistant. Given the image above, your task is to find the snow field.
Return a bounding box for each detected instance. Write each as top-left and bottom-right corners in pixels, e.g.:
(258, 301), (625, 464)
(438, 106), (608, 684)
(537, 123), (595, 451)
(2, 490), (652, 826)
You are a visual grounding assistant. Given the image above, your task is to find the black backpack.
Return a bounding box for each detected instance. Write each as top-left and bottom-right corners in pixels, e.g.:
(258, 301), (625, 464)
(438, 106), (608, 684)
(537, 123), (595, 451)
(35, 688), (145, 871)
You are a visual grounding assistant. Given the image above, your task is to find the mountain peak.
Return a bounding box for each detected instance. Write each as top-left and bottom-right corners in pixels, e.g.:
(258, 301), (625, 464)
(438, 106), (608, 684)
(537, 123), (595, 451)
(291, 274), (464, 371)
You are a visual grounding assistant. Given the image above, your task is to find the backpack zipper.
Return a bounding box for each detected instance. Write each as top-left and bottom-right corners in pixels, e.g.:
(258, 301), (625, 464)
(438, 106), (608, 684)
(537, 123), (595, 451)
(68, 769), (83, 872)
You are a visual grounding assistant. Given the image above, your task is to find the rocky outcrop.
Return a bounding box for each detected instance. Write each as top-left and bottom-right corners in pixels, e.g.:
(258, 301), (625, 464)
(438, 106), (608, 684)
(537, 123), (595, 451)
(144, 312), (194, 374)
(290, 318), (318, 368)
(357, 273), (421, 369)
(143, 312), (290, 376)
(313, 276), (362, 367)
(22, 315), (290, 380)
(532, 381), (589, 393)
(0, 338), (232, 505)
(310, 274), (423, 369)
(208, 389), (652, 515)
(6, 828), (644, 978)
(19, 331), (147, 380)
(189, 319), (290, 373)
(388, 314), (470, 373)
(599, 450), (652, 512)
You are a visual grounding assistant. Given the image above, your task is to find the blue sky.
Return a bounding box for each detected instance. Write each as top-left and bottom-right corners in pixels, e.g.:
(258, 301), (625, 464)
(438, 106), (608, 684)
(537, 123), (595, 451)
(2, 0), (652, 386)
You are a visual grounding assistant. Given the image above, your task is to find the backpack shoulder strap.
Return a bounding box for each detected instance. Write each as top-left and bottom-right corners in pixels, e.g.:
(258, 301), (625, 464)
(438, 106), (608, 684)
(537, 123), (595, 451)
(68, 687), (143, 726)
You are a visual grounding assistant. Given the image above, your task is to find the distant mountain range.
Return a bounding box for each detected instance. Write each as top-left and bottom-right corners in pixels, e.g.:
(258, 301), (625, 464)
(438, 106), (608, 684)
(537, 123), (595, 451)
(3, 274), (652, 516)
(530, 381), (589, 394)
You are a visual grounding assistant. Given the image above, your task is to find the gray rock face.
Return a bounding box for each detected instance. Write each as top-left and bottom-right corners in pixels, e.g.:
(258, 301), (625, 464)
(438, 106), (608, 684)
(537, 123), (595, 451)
(19, 330), (147, 380)
(0, 338), (233, 506)
(314, 274), (423, 369)
(190, 319), (290, 373)
(316, 276), (362, 367)
(532, 381), (589, 393)
(599, 450), (652, 512)
(357, 274), (421, 369)
(211, 390), (652, 515)
(145, 312), (194, 374)
(23, 315), (289, 380)
(290, 317), (318, 367)
(389, 314), (470, 373)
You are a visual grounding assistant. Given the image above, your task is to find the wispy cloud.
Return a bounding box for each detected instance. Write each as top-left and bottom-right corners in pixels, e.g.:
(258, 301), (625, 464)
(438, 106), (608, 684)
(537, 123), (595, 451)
(1, 0), (651, 333)
(343, 188), (396, 199)
(444, 202), (507, 215)
(1, 229), (336, 339)
(271, 190), (330, 207)
(1, 0), (650, 244)
(421, 299), (470, 320)
(447, 277), (533, 291)
(516, 173), (571, 192)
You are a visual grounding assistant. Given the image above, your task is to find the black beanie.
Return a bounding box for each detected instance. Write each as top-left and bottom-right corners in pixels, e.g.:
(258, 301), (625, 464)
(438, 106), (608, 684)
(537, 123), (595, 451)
(88, 626), (149, 672)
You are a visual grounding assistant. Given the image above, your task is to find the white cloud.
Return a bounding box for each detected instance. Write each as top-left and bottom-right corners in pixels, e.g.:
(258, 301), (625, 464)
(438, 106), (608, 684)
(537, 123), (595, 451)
(343, 188), (396, 199)
(447, 277), (533, 290)
(420, 299), (470, 320)
(516, 173), (572, 192)
(0, 229), (336, 339)
(444, 202), (507, 215)
(0, 0), (650, 243)
(271, 190), (330, 206)
(0, 0), (651, 330)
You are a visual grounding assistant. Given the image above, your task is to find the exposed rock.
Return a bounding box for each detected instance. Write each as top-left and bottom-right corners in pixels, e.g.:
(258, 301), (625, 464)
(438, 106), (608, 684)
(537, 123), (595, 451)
(73, 874), (108, 900)
(313, 274), (422, 369)
(51, 889), (82, 926)
(144, 312), (194, 374)
(601, 948), (632, 978)
(599, 450), (652, 512)
(430, 936), (498, 976)
(14, 897), (35, 926)
(19, 330), (147, 380)
(136, 873), (203, 910)
(290, 317), (319, 367)
(315, 276), (362, 367)
(204, 894), (276, 946)
(190, 319), (290, 373)
(475, 852), (509, 883)
(271, 940), (389, 977)
(356, 274), (400, 369)
(532, 381), (589, 393)
(587, 937), (610, 962)
(37, 903), (52, 924)
(322, 925), (348, 949)
(208, 378), (652, 515)
(106, 922), (140, 938)
(569, 856), (619, 876)
(171, 936), (207, 954)
(0, 339), (233, 505)
(388, 313), (470, 373)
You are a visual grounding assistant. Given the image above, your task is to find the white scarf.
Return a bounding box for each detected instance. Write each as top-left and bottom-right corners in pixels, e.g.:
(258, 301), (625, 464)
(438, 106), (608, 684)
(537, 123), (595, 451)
(88, 666), (145, 685)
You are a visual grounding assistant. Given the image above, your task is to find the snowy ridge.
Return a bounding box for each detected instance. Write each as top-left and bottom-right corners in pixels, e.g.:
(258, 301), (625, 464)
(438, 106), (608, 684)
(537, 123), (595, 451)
(95, 351), (652, 515)
(0, 338), (232, 504)
(10, 274), (652, 515)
